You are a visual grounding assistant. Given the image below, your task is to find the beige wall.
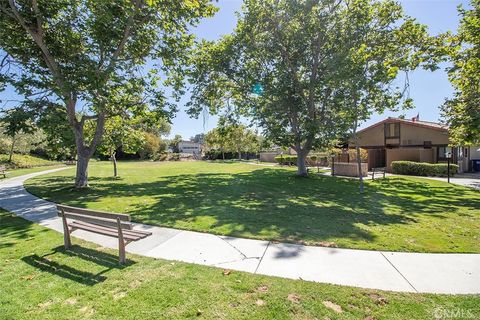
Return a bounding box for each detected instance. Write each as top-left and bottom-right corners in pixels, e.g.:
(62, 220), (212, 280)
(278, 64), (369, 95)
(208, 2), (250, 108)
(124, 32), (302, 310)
(470, 146), (480, 159)
(400, 123), (449, 146)
(334, 162), (368, 177)
(355, 124), (384, 147)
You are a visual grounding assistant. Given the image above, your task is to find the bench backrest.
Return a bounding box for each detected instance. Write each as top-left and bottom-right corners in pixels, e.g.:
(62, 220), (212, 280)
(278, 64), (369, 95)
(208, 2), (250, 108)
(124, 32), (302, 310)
(57, 204), (132, 230)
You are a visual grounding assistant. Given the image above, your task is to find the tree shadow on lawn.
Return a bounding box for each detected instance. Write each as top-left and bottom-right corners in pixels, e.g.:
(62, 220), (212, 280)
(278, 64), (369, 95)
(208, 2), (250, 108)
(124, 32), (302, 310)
(29, 168), (480, 246)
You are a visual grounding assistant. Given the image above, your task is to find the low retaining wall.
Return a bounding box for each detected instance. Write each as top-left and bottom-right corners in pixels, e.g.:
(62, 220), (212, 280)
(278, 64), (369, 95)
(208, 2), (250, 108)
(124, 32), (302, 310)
(333, 162), (368, 177)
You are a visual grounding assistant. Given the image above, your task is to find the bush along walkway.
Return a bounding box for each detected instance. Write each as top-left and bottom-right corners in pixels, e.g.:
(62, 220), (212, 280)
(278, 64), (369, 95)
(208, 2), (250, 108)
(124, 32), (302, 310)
(1, 168), (479, 294)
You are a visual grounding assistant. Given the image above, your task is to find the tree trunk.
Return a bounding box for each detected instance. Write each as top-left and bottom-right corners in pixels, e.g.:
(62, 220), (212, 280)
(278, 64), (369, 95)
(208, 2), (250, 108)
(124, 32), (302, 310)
(66, 96), (106, 188)
(352, 120), (364, 193)
(8, 134), (15, 162)
(238, 151), (242, 160)
(296, 150), (308, 177)
(222, 150), (225, 160)
(75, 152), (90, 188)
(112, 151), (118, 177)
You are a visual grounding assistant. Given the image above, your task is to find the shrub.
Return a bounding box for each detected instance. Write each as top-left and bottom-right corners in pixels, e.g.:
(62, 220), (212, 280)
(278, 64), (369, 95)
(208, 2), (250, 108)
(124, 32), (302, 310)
(391, 161), (458, 177)
(168, 153), (180, 161)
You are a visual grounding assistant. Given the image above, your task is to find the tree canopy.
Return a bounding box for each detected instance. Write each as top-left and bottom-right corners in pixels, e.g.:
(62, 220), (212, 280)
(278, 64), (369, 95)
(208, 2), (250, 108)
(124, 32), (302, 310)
(0, 0), (217, 186)
(187, 0), (433, 176)
(441, 0), (480, 146)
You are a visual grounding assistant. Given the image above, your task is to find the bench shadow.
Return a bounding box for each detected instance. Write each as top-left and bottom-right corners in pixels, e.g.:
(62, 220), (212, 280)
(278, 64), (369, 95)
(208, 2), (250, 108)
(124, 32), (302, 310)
(21, 245), (134, 286)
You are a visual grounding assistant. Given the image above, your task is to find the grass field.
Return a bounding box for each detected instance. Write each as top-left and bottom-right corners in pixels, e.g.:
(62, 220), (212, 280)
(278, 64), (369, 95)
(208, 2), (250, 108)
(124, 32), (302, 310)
(0, 154), (59, 169)
(1, 210), (478, 319)
(24, 161), (480, 253)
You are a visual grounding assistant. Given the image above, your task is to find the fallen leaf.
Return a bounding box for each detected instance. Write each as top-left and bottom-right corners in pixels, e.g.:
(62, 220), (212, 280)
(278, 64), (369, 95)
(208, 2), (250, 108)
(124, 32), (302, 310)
(287, 293), (300, 303)
(257, 285), (268, 293)
(255, 299), (266, 306)
(229, 302), (239, 308)
(21, 274), (35, 281)
(196, 309), (202, 316)
(364, 316), (375, 320)
(323, 300), (343, 313)
(235, 279), (242, 283)
(222, 269), (232, 276)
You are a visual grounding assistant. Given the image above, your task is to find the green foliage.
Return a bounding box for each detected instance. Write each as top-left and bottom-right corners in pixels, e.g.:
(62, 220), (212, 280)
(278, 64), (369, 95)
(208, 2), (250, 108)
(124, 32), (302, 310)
(188, 0), (433, 176)
(441, 0), (480, 145)
(168, 134), (183, 153)
(139, 131), (162, 160)
(0, 0), (217, 185)
(96, 116), (144, 158)
(391, 161), (459, 177)
(205, 123), (261, 158)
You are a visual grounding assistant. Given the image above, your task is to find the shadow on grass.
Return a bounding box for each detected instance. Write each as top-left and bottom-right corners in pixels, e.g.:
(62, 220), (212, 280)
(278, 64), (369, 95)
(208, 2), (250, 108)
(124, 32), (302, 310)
(25, 168), (480, 247)
(21, 245), (134, 286)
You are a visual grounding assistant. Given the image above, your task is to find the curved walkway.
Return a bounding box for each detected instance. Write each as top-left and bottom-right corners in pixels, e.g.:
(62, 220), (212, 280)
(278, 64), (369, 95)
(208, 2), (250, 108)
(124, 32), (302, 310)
(1, 168), (479, 294)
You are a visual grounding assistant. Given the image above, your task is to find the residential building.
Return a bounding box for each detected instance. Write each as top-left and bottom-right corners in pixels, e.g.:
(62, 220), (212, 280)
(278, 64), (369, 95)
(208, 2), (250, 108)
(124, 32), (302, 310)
(351, 117), (477, 172)
(178, 141), (202, 155)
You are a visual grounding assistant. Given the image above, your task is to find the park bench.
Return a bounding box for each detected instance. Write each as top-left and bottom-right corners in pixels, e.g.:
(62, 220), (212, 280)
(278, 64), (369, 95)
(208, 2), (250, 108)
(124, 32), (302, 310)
(57, 204), (152, 264)
(371, 167), (387, 180)
(0, 165), (7, 178)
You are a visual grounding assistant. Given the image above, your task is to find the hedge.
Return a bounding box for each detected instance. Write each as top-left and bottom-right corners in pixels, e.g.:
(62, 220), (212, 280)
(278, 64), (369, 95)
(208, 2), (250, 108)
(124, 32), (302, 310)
(274, 155), (319, 165)
(391, 161), (458, 177)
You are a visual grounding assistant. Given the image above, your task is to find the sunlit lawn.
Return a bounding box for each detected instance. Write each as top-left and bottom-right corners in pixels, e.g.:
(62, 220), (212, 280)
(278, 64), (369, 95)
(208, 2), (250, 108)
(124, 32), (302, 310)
(25, 161), (480, 253)
(1, 210), (478, 319)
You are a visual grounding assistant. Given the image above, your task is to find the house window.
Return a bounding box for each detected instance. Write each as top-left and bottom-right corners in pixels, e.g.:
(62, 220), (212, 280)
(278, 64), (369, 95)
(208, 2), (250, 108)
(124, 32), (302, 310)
(384, 123), (400, 138)
(438, 146), (450, 161)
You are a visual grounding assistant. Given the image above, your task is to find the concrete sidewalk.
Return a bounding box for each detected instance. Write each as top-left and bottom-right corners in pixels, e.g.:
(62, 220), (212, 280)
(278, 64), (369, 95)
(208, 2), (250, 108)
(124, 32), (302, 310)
(1, 168), (479, 294)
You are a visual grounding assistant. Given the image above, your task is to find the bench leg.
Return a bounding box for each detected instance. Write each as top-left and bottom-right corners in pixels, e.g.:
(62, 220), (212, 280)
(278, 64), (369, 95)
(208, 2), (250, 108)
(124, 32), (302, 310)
(60, 209), (71, 249)
(117, 218), (126, 265)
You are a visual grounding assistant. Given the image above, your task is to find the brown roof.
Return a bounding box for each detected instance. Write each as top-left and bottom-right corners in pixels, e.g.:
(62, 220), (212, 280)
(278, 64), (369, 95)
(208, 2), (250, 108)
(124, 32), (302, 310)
(357, 117), (448, 134)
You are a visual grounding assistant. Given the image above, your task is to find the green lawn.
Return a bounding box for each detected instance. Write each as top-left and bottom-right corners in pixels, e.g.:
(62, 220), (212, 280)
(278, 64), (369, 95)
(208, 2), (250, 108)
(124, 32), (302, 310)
(0, 210), (478, 319)
(25, 161), (480, 253)
(0, 153), (60, 168)
(1, 165), (65, 180)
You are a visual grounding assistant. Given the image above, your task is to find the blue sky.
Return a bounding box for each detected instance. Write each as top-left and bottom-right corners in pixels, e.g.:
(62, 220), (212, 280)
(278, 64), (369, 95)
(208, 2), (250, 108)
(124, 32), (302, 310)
(169, 0), (468, 139)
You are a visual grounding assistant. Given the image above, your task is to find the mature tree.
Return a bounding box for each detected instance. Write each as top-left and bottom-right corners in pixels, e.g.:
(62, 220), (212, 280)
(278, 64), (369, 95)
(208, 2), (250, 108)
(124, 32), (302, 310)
(95, 116), (143, 177)
(205, 127), (228, 159)
(205, 123), (260, 160)
(0, 0), (216, 187)
(169, 134), (182, 153)
(441, 0), (480, 145)
(188, 0), (359, 176)
(0, 106), (35, 161)
(334, 0), (436, 192)
(190, 133), (205, 144)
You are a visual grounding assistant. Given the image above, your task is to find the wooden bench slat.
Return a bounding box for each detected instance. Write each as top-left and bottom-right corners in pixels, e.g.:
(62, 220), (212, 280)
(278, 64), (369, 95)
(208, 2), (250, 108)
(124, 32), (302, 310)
(68, 220), (151, 239)
(59, 211), (133, 230)
(56, 204), (152, 265)
(69, 221), (142, 241)
(57, 204), (131, 222)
